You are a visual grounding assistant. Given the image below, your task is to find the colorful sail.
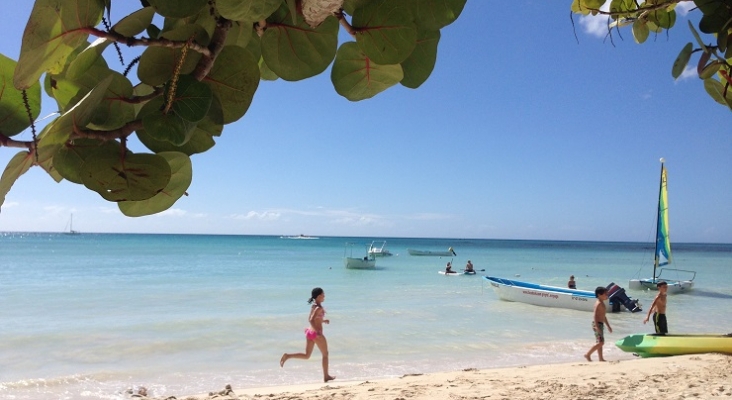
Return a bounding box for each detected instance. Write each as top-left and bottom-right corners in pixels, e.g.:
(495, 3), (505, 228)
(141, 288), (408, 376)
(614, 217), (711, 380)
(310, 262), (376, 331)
(656, 165), (672, 267)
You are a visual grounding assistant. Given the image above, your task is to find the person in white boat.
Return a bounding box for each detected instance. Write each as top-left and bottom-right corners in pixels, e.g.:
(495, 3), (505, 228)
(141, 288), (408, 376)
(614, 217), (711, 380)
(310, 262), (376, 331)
(445, 262), (454, 274)
(568, 275), (577, 289)
(465, 260), (474, 273)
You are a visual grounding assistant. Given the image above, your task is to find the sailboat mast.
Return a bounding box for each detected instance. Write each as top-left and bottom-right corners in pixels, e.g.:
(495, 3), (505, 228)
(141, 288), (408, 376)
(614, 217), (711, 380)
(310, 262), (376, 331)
(653, 160), (665, 280)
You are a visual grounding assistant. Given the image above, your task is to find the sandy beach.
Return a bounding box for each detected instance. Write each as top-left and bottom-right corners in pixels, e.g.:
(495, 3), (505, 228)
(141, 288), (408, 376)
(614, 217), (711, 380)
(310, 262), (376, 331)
(132, 353), (732, 400)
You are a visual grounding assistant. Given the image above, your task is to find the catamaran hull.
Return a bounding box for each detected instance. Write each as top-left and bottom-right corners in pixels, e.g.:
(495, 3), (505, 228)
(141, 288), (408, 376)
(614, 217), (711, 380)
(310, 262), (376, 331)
(628, 279), (693, 293)
(615, 334), (732, 357)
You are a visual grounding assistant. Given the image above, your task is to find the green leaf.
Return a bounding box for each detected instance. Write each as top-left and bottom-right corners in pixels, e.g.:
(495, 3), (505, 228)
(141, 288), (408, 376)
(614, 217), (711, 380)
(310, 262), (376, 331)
(259, 57), (279, 81)
(217, 0), (282, 22)
(353, 0), (418, 65)
(261, 4), (339, 81)
(38, 74), (115, 146)
(224, 22), (254, 48)
(688, 20), (710, 53)
(14, 0), (105, 89)
(203, 46), (260, 124)
(0, 54), (41, 137)
(137, 24), (208, 86)
(54, 139), (123, 184)
(146, 0), (207, 18)
(66, 39), (113, 81)
(647, 9), (675, 30)
(168, 75), (213, 122)
(609, 0), (636, 16)
(35, 143), (63, 182)
(81, 152), (172, 202)
(699, 61), (722, 80)
(672, 42), (693, 79)
(113, 6), (156, 36)
(118, 151), (192, 217)
(331, 42), (404, 101)
(136, 97), (222, 155)
(413, 0), (467, 30)
(632, 20), (650, 44)
(571, 0), (591, 16)
(142, 109), (192, 146)
(0, 151), (34, 209)
(717, 30), (729, 53)
(401, 29), (440, 89)
(703, 78), (731, 106)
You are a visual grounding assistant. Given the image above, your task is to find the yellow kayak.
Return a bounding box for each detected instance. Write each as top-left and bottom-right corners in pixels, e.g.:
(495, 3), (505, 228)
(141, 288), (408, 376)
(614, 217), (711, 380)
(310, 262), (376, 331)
(615, 333), (732, 358)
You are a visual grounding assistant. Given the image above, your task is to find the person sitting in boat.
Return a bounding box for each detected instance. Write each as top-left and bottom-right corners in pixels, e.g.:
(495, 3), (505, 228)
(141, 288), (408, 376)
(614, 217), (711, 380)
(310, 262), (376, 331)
(445, 262), (454, 274)
(568, 275), (577, 289)
(465, 260), (474, 273)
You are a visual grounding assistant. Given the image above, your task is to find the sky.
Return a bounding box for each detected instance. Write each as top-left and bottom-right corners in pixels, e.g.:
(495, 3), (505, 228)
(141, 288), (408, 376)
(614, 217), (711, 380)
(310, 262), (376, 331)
(0, 1), (730, 243)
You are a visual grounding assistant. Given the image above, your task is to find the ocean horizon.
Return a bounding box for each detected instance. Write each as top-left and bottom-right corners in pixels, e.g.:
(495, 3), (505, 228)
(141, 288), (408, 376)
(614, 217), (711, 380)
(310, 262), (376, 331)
(1, 232), (731, 400)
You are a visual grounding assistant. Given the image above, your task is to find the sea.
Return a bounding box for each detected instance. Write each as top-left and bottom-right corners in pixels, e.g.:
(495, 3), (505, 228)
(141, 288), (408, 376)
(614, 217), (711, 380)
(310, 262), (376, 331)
(1, 233), (731, 400)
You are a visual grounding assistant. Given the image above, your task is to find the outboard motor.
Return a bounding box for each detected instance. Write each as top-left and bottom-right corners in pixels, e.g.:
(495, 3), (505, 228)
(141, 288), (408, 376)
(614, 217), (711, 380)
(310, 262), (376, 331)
(605, 282), (643, 313)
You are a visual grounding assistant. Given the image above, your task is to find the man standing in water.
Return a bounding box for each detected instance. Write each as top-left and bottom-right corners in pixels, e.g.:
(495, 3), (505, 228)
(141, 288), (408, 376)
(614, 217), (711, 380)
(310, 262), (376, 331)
(643, 281), (669, 335)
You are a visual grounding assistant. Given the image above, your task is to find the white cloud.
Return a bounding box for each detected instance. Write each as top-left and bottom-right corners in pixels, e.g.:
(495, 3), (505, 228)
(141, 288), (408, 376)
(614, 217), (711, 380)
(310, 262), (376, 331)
(155, 208), (187, 217)
(677, 65), (697, 81)
(2, 201), (19, 209)
(579, 14), (611, 38)
(675, 2), (695, 16)
(233, 211), (282, 220)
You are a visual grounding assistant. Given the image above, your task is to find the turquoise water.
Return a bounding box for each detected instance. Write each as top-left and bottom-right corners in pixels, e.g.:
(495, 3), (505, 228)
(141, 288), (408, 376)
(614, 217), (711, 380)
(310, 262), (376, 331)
(1, 233), (731, 399)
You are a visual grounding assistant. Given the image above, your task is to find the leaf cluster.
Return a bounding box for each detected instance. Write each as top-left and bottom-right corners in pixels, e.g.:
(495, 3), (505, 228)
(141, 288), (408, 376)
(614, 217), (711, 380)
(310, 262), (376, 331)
(570, 0), (732, 111)
(0, 0), (466, 216)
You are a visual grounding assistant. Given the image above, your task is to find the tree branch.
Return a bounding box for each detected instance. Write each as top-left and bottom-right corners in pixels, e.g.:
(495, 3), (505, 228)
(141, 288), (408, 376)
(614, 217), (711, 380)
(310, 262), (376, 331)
(0, 135), (35, 150)
(585, 0), (693, 17)
(83, 27), (212, 58)
(193, 18), (232, 80)
(72, 120), (144, 141)
(336, 11), (357, 38)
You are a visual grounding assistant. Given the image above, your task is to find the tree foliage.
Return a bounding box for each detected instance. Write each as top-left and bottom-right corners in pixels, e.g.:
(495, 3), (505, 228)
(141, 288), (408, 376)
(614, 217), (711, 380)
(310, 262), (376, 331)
(571, 0), (732, 111)
(0, 0), (466, 216)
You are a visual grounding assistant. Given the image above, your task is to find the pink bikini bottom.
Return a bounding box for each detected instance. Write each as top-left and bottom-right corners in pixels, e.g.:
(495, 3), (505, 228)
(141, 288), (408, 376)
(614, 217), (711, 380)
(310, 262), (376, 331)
(304, 328), (319, 341)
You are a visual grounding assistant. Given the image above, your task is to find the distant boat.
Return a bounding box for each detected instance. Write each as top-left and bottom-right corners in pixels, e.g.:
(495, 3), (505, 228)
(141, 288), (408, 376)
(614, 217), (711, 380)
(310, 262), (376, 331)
(483, 276), (642, 313)
(63, 214), (80, 235)
(368, 241), (393, 257)
(280, 234), (319, 239)
(629, 159), (695, 294)
(616, 333), (732, 357)
(343, 242), (376, 269)
(407, 247), (456, 257)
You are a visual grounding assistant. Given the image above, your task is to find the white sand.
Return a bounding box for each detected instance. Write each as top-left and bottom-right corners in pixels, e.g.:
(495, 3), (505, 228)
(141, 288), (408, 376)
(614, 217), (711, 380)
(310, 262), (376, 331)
(143, 353), (732, 400)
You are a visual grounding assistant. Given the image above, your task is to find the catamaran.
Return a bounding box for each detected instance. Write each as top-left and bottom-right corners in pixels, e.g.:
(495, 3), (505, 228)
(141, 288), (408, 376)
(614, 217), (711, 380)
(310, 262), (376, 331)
(629, 158), (695, 294)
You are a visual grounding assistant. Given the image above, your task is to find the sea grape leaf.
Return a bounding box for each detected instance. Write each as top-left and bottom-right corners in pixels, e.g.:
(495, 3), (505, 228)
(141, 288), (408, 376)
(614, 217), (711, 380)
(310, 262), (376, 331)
(0, 54), (41, 137)
(136, 96), (221, 155)
(113, 6), (156, 36)
(352, 0), (417, 65)
(168, 75), (212, 123)
(38, 74), (115, 147)
(261, 3), (339, 81)
(217, 0), (282, 22)
(0, 151), (34, 209)
(35, 143), (63, 182)
(142, 112), (192, 146)
(54, 138), (123, 184)
(331, 42), (404, 101)
(672, 42), (693, 79)
(646, 9), (676, 30)
(137, 24), (208, 86)
(632, 20), (650, 44)
(401, 29), (440, 89)
(699, 61), (722, 80)
(81, 152), (171, 202)
(259, 57), (279, 81)
(14, 0), (105, 90)
(203, 46), (260, 124)
(413, 0), (467, 30)
(224, 22), (254, 48)
(118, 151), (193, 217)
(703, 78), (732, 107)
(146, 0), (207, 18)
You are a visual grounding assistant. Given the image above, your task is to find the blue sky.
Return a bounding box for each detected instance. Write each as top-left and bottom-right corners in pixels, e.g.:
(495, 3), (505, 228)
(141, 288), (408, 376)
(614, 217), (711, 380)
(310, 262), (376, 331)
(1, 1), (730, 242)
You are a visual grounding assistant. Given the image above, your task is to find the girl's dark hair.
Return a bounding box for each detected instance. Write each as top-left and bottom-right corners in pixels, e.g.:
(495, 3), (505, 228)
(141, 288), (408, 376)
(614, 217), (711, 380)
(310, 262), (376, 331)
(308, 287), (324, 304)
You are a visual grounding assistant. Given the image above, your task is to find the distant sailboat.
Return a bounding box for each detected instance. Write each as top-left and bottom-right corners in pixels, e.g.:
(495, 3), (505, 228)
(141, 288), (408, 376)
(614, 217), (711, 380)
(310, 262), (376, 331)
(629, 159), (695, 294)
(64, 213), (80, 235)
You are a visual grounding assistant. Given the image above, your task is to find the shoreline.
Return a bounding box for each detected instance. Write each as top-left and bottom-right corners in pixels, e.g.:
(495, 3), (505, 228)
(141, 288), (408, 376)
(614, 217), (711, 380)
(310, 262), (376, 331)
(150, 353), (732, 400)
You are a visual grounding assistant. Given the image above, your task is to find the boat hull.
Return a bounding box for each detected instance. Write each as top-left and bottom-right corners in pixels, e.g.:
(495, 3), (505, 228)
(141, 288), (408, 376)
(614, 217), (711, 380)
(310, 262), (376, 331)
(483, 276), (599, 312)
(615, 334), (732, 357)
(408, 249), (454, 256)
(344, 257), (376, 269)
(629, 278), (693, 294)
